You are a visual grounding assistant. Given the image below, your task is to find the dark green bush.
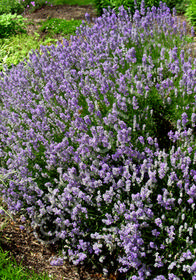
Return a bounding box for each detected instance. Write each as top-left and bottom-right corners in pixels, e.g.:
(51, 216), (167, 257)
(174, 0), (190, 14)
(0, 0), (25, 16)
(164, 0), (191, 14)
(92, 0), (190, 17)
(185, 0), (196, 26)
(0, 13), (27, 39)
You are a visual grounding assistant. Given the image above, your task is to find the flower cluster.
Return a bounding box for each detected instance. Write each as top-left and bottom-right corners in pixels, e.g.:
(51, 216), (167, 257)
(0, 1), (196, 279)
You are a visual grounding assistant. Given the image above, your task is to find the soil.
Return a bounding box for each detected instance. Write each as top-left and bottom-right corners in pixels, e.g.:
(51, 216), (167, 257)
(0, 4), (196, 280)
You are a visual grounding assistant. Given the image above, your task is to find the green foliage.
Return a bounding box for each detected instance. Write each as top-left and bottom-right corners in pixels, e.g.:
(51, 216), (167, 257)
(92, 0), (169, 17)
(0, 13), (27, 39)
(38, 18), (83, 36)
(174, 0), (190, 14)
(163, 0), (182, 10)
(0, 0), (53, 16)
(92, 0), (192, 17)
(0, 247), (53, 280)
(92, 0), (132, 17)
(185, 0), (196, 26)
(0, 33), (59, 72)
(20, 0), (53, 14)
(0, 0), (95, 16)
(0, 0), (25, 16)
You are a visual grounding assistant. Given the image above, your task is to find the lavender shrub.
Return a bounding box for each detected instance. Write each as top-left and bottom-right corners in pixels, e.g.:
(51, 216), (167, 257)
(0, 1), (196, 279)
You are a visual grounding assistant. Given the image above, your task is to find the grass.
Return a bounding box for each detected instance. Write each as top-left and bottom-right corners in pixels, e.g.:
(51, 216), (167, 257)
(0, 247), (53, 280)
(0, 0), (196, 279)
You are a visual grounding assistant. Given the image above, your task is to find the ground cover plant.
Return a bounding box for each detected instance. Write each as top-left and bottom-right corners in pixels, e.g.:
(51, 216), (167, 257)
(38, 18), (83, 37)
(0, 1), (196, 279)
(0, 0), (24, 16)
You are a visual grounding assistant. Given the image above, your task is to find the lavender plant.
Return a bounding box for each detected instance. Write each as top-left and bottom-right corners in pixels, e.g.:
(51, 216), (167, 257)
(0, 1), (196, 279)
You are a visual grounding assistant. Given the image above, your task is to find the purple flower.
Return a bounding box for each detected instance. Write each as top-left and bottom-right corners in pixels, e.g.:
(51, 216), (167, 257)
(19, 225), (25, 230)
(93, 242), (102, 255)
(152, 229), (160, 237)
(140, 0), (145, 16)
(0, 4), (195, 278)
(154, 218), (163, 228)
(50, 257), (64, 266)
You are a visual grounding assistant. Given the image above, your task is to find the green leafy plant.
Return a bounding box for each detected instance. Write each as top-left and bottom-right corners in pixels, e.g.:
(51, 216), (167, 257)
(185, 0), (196, 26)
(93, 0), (176, 17)
(92, 0), (134, 17)
(0, 0), (24, 16)
(92, 0), (191, 17)
(0, 247), (53, 279)
(0, 13), (27, 39)
(0, 32), (76, 72)
(38, 18), (83, 37)
(0, 0), (53, 16)
(174, 0), (190, 15)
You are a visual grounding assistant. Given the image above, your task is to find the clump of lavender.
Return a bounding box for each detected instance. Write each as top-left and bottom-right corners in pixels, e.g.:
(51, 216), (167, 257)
(0, 1), (196, 279)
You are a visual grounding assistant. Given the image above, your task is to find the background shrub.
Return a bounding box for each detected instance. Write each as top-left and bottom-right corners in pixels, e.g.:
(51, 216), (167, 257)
(174, 0), (191, 15)
(185, 0), (196, 26)
(0, 0), (24, 16)
(0, 13), (27, 39)
(93, 0), (191, 17)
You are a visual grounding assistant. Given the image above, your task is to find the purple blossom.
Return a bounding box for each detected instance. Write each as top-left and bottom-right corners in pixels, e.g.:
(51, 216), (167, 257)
(50, 257), (64, 266)
(30, 1), (35, 7)
(0, 3), (195, 279)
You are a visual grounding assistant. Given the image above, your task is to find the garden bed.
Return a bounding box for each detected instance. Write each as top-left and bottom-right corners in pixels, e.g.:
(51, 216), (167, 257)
(0, 2), (196, 280)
